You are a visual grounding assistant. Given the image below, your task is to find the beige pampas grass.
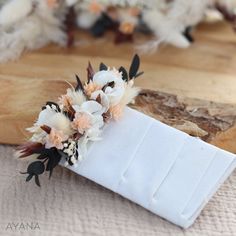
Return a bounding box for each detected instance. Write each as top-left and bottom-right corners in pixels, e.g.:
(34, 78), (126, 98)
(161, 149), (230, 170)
(121, 82), (140, 106)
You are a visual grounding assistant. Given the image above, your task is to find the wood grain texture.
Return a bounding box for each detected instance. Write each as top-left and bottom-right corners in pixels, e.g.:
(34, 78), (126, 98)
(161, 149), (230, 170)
(1, 21), (236, 148)
(133, 90), (236, 153)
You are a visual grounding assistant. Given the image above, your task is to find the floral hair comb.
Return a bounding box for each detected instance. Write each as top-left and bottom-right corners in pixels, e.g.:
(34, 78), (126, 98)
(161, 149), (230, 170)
(16, 55), (236, 229)
(17, 54), (142, 186)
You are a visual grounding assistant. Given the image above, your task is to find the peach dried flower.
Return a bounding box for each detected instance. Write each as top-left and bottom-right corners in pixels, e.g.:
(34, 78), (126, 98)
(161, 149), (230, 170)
(47, 0), (58, 8)
(84, 82), (101, 97)
(109, 104), (123, 121)
(119, 22), (135, 35)
(72, 113), (92, 134)
(89, 1), (103, 14)
(128, 7), (141, 17)
(58, 94), (72, 108)
(45, 128), (68, 150)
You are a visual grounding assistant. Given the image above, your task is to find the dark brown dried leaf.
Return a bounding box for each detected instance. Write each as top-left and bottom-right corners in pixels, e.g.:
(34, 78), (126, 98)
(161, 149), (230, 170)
(40, 125), (51, 134)
(75, 74), (84, 92)
(87, 61), (95, 83)
(16, 142), (44, 158)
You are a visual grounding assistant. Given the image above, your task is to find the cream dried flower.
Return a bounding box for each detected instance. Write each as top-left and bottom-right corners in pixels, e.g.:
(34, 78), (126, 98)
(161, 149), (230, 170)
(84, 82), (102, 97)
(59, 88), (86, 107)
(58, 94), (73, 108)
(92, 68), (125, 106)
(34, 106), (74, 138)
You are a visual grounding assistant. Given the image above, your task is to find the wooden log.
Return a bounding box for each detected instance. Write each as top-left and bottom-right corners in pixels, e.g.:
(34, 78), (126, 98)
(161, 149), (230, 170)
(132, 89), (236, 153)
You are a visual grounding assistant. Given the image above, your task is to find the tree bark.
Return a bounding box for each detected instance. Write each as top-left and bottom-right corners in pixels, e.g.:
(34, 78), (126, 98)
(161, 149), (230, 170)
(132, 89), (236, 153)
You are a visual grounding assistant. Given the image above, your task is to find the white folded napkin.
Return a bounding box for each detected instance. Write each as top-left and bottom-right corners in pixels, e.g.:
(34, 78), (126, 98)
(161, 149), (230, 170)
(64, 107), (236, 228)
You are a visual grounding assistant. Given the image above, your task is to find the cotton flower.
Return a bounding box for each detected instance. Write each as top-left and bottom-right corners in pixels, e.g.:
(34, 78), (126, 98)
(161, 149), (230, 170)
(72, 101), (104, 138)
(90, 90), (110, 113)
(36, 107), (73, 136)
(92, 68), (125, 106)
(45, 128), (68, 149)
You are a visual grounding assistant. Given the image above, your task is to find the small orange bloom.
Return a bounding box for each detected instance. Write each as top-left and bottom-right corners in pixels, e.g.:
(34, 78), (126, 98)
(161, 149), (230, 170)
(128, 7), (141, 17)
(119, 22), (135, 35)
(46, 0), (59, 9)
(89, 1), (103, 14)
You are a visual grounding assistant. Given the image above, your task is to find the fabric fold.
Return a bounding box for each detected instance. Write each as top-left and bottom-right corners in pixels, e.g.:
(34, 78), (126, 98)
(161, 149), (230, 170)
(64, 107), (236, 228)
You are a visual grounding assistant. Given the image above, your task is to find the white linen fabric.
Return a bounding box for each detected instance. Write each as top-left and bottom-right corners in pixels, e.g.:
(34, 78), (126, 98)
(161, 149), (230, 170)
(64, 107), (236, 228)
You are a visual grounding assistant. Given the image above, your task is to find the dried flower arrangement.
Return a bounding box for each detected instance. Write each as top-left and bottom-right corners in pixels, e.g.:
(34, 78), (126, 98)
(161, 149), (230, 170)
(16, 54), (143, 186)
(0, 0), (236, 62)
(82, 0), (236, 49)
(0, 0), (74, 62)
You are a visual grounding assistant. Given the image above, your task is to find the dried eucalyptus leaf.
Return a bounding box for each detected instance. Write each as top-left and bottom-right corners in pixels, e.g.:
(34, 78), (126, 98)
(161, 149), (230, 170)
(119, 66), (128, 81)
(26, 174), (33, 182)
(129, 54), (140, 79)
(35, 175), (41, 187)
(135, 71), (144, 78)
(45, 149), (62, 178)
(27, 161), (45, 175)
(37, 153), (48, 160)
(99, 62), (108, 71)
